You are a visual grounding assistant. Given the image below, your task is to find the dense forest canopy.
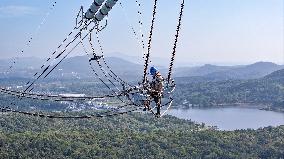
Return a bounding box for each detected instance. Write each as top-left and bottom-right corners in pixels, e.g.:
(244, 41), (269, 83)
(0, 113), (284, 158)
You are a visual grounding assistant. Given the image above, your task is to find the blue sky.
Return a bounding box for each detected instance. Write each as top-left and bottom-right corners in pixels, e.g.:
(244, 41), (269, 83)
(0, 0), (283, 65)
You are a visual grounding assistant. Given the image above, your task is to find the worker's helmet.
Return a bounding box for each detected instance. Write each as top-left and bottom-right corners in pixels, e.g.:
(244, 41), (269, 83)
(150, 66), (158, 75)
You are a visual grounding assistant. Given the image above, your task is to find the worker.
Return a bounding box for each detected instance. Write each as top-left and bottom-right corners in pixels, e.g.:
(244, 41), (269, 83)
(143, 66), (164, 117)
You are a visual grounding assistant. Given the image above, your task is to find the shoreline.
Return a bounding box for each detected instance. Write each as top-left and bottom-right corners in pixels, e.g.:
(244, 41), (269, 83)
(172, 103), (284, 113)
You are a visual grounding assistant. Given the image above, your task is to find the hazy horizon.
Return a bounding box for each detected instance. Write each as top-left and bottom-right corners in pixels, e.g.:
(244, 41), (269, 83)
(0, 52), (282, 67)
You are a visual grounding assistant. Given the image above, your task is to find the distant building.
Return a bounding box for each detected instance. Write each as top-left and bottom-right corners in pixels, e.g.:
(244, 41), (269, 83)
(59, 93), (86, 97)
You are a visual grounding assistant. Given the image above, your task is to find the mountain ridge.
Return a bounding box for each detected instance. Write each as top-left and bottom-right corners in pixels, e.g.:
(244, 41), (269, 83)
(0, 56), (283, 80)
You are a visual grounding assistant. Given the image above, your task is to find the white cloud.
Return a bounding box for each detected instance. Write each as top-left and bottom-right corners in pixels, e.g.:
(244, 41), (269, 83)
(0, 5), (37, 17)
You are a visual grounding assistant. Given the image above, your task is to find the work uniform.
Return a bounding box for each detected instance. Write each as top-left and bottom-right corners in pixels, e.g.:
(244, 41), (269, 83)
(150, 72), (164, 115)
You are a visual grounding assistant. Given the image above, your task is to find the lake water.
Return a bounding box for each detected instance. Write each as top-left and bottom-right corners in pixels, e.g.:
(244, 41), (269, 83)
(167, 107), (284, 130)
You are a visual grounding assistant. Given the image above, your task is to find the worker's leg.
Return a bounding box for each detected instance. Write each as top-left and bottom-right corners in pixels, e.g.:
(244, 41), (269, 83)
(154, 96), (161, 116)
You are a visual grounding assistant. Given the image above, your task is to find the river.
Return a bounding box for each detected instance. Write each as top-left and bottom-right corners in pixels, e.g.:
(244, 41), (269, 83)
(167, 107), (284, 130)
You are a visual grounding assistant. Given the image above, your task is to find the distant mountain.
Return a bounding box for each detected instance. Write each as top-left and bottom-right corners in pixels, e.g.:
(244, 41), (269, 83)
(0, 57), (44, 78)
(174, 64), (236, 77)
(206, 62), (284, 80)
(0, 57), (43, 70)
(55, 56), (143, 79)
(175, 62), (284, 80)
(1, 56), (283, 82)
(0, 56), (144, 81)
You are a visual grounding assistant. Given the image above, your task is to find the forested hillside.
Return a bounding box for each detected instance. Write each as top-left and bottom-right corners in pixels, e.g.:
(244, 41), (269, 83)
(0, 113), (283, 158)
(174, 69), (284, 111)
